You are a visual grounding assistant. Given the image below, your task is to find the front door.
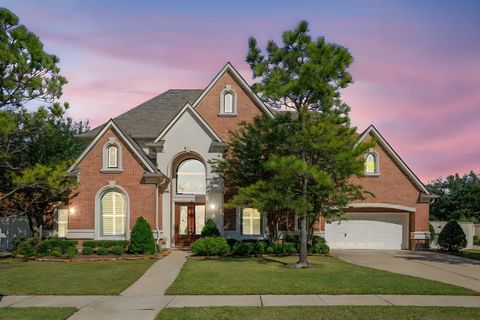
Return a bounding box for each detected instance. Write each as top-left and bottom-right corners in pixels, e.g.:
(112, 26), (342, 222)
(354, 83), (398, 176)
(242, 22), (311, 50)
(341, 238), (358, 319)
(175, 203), (205, 246)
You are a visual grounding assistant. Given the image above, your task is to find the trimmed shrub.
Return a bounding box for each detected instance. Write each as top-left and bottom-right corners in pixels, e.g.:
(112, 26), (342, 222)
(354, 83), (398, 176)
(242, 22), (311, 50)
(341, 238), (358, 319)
(51, 248), (63, 257)
(83, 240), (129, 249)
(109, 246), (125, 256)
(265, 245), (274, 254)
(15, 237), (40, 256)
(312, 235), (326, 245)
(226, 238), (237, 249)
(232, 241), (254, 256)
(310, 243), (330, 255)
(254, 241), (266, 255)
(438, 220), (467, 252)
(201, 219), (221, 238)
(272, 243), (284, 255)
(96, 247), (109, 255)
(191, 237), (230, 256)
(129, 217), (156, 254)
(429, 224), (435, 243)
(474, 235), (480, 246)
(37, 237), (77, 255)
(82, 247), (94, 255)
(282, 242), (297, 254)
(64, 246), (77, 258)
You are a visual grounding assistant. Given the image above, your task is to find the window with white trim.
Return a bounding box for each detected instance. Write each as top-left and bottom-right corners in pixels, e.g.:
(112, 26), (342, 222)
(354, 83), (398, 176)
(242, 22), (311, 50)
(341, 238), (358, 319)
(242, 208), (261, 235)
(365, 152), (378, 175)
(107, 145), (118, 168)
(224, 92), (234, 113)
(101, 191), (126, 236)
(176, 159), (206, 194)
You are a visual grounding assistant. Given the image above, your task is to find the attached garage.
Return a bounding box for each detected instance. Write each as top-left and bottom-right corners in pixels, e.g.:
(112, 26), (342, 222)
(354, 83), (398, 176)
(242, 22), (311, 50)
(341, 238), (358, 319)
(325, 212), (409, 250)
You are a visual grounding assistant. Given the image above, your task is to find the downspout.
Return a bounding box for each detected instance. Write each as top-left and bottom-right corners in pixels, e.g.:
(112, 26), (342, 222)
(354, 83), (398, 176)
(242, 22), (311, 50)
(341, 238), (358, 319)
(155, 183), (161, 248)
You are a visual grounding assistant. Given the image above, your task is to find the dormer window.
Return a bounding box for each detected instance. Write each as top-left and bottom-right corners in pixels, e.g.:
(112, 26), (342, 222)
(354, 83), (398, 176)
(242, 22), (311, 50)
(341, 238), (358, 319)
(107, 145), (118, 168)
(102, 139), (122, 172)
(219, 85), (237, 116)
(365, 151), (379, 175)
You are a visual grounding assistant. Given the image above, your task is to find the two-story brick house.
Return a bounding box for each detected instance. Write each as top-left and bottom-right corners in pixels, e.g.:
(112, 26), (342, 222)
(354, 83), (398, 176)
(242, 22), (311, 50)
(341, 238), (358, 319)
(65, 62), (434, 250)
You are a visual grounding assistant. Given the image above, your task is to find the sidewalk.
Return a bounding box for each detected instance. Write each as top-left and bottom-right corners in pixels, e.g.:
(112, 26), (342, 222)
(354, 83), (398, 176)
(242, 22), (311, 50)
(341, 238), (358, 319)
(2, 294), (480, 309)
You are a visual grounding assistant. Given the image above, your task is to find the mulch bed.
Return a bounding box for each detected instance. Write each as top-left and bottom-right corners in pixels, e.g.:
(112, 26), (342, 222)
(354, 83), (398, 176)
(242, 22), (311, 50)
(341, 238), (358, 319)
(13, 249), (170, 262)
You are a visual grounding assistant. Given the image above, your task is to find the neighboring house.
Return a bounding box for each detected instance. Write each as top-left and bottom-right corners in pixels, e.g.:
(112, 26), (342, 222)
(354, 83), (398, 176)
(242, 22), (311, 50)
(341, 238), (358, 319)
(66, 62), (434, 250)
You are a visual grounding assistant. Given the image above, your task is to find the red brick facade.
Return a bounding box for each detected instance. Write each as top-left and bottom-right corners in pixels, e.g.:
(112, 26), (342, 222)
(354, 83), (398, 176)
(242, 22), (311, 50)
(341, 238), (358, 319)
(70, 64), (429, 250)
(317, 133), (430, 249)
(68, 128), (159, 233)
(196, 70), (266, 141)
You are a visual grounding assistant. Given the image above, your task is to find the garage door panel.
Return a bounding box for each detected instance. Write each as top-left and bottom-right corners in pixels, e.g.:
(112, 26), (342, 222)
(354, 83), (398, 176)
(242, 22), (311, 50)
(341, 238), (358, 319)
(325, 212), (408, 250)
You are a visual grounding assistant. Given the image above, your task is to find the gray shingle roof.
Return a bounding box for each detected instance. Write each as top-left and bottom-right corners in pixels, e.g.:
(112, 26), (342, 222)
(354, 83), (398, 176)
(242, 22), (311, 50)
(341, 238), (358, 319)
(79, 89), (203, 140)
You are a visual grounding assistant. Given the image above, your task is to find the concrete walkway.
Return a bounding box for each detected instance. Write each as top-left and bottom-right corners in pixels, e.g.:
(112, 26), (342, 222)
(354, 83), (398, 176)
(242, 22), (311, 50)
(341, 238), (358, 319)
(334, 250), (480, 292)
(3, 294), (480, 309)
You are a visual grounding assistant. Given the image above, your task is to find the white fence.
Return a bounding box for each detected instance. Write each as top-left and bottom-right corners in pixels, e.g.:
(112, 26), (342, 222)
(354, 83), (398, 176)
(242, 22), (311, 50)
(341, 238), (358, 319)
(430, 221), (475, 249)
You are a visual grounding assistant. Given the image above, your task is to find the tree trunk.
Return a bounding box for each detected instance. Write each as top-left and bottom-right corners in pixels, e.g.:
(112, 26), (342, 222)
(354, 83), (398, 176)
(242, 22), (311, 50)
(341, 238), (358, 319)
(296, 109), (309, 268)
(28, 213), (43, 239)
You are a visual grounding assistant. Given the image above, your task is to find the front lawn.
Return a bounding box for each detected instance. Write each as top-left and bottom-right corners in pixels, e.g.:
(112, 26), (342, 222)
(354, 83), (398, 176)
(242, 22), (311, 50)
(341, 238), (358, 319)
(0, 258), (155, 295)
(166, 256), (477, 295)
(0, 307), (77, 320)
(156, 306), (480, 320)
(460, 249), (480, 261)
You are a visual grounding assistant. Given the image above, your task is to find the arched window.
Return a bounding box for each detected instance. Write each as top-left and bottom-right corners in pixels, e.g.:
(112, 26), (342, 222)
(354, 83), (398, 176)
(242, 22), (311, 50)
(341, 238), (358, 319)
(224, 92), (233, 113)
(176, 159), (206, 194)
(102, 140), (122, 171)
(365, 152), (378, 175)
(220, 86), (236, 115)
(107, 145), (118, 168)
(101, 190), (126, 236)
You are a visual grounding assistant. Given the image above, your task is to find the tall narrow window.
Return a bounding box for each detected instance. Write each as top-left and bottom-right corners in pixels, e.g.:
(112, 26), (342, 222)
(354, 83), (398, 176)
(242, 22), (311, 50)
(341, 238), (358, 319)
(101, 191), (126, 236)
(365, 152), (378, 174)
(224, 92), (233, 113)
(242, 208), (261, 235)
(176, 159), (206, 194)
(107, 145), (118, 168)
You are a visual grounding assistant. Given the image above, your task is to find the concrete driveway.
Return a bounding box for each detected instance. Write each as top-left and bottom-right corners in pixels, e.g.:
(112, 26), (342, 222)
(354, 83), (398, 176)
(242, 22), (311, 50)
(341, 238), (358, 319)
(334, 250), (480, 292)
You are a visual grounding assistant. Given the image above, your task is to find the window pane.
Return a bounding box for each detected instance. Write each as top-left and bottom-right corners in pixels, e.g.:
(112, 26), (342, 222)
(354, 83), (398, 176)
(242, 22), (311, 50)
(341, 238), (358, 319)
(242, 208), (261, 235)
(224, 208), (237, 231)
(365, 153), (376, 173)
(176, 159), (206, 194)
(195, 205), (205, 235)
(179, 206), (188, 235)
(224, 92), (233, 113)
(108, 146), (118, 168)
(101, 191), (126, 236)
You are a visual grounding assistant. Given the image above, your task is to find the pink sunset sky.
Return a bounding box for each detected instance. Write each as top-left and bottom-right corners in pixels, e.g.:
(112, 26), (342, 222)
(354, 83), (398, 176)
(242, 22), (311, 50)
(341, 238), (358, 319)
(3, 0), (480, 183)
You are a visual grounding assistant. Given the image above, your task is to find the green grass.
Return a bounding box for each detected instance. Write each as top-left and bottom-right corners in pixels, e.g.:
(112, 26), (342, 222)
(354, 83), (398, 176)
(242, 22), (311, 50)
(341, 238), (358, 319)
(156, 306), (480, 320)
(0, 307), (77, 320)
(461, 249), (480, 261)
(0, 258), (155, 295)
(166, 256), (477, 295)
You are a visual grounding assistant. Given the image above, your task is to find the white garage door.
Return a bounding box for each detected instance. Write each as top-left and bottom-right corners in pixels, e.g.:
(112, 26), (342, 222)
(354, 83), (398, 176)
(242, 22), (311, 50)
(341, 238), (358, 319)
(325, 212), (408, 249)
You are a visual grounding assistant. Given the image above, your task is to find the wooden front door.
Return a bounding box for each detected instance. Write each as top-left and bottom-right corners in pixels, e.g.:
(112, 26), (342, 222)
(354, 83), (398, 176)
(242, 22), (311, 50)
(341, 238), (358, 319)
(175, 203), (205, 246)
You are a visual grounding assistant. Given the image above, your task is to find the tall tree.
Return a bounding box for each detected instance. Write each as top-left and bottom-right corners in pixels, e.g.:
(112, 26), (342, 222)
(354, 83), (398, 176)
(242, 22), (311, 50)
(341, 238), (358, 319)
(0, 103), (87, 238)
(427, 171), (480, 222)
(246, 20), (370, 267)
(0, 8), (67, 109)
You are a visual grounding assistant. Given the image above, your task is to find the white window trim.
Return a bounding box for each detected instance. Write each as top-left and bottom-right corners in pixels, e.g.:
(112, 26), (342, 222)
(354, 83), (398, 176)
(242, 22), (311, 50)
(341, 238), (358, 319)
(364, 150), (380, 176)
(219, 85), (238, 116)
(94, 183), (130, 240)
(102, 138), (123, 172)
(241, 208), (261, 236)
